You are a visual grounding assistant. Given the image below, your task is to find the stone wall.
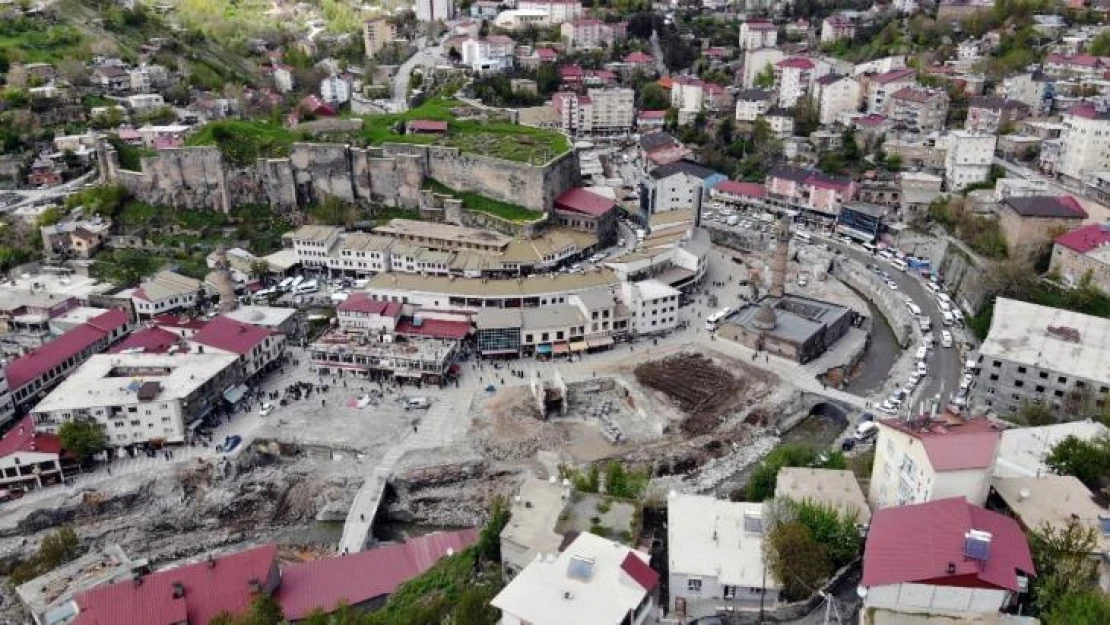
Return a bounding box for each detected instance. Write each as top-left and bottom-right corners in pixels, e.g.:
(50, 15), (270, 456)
(833, 258), (915, 347)
(100, 138), (579, 216)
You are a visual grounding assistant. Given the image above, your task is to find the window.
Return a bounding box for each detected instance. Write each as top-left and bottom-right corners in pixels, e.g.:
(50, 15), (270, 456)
(1018, 366), (1027, 374)
(687, 578), (702, 592)
(990, 374), (999, 381)
(1055, 390), (1065, 398)
(1036, 385), (1045, 393)
(1058, 376), (1068, 384)
(1039, 371), (1048, 379)
(1014, 380), (1024, 388)
(993, 360), (1001, 368)
(723, 585), (737, 600)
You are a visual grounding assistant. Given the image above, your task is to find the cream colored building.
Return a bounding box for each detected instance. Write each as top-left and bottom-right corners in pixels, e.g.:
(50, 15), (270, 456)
(869, 417), (1001, 510)
(363, 18), (397, 59)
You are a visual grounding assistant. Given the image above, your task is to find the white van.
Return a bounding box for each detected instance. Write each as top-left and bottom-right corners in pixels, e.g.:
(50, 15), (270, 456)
(294, 279), (318, 295)
(856, 421), (879, 440)
(404, 397), (431, 410)
(890, 258), (908, 272)
(906, 302), (922, 317)
(919, 317), (932, 332)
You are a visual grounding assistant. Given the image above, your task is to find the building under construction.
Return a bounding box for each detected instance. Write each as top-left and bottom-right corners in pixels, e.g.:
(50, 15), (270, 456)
(717, 218), (856, 363)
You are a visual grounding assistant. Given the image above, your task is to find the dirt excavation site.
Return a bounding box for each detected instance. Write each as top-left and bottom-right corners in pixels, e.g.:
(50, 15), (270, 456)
(0, 345), (841, 618)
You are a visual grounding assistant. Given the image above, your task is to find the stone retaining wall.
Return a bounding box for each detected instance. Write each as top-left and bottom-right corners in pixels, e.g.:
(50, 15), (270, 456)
(833, 258), (914, 347)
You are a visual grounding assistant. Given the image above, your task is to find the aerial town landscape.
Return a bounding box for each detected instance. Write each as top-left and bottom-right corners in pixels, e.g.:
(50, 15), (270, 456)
(2, 0), (1110, 623)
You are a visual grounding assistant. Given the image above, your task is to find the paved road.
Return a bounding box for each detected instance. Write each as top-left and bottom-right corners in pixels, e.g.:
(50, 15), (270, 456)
(391, 37), (441, 112)
(1, 171), (97, 212)
(822, 237), (963, 413)
(649, 31), (669, 76)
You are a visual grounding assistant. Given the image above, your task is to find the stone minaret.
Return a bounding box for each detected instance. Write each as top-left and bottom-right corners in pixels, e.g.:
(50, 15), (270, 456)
(208, 245), (239, 314)
(769, 216), (790, 298)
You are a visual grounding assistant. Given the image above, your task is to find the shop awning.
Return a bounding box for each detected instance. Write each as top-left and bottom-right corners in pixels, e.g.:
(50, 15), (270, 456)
(569, 341), (589, 352)
(553, 343), (570, 354)
(535, 344), (553, 354)
(223, 385), (248, 405)
(587, 336), (614, 348)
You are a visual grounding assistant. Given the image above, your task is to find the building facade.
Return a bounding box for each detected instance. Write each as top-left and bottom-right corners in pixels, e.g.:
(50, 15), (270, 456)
(1059, 103), (1110, 184)
(944, 131), (996, 191)
(1049, 223), (1110, 293)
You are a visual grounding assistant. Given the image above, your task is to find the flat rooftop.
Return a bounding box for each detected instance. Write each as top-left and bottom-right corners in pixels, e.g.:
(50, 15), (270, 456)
(308, 331), (457, 364)
(31, 352), (240, 413)
(775, 467), (872, 524)
(667, 493), (780, 590)
(730, 295), (852, 344)
(979, 297), (1110, 387)
(0, 288), (75, 313)
(1, 273), (116, 301)
(500, 478), (568, 564)
(374, 219), (513, 249)
(994, 420), (1110, 478)
(366, 269), (620, 298)
(992, 475), (1110, 553)
(223, 306), (298, 329)
(16, 545), (146, 624)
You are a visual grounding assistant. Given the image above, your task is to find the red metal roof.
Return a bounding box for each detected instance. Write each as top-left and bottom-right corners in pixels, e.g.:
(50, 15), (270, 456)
(638, 110), (667, 119)
(778, 57), (815, 70)
(1046, 53), (1101, 67)
(276, 529), (479, 620)
(1056, 223), (1110, 253)
(192, 316), (275, 356)
(0, 415), (63, 458)
(871, 67), (916, 85)
(338, 293), (403, 317)
(408, 120), (448, 133)
(624, 51), (653, 63)
(110, 327), (184, 355)
(619, 553), (659, 591)
(394, 317), (471, 340)
(878, 417), (1002, 471)
(715, 180), (766, 198)
(73, 545), (279, 625)
(555, 187), (616, 217)
(4, 309), (129, 391)
(862, 498), (1034, 591)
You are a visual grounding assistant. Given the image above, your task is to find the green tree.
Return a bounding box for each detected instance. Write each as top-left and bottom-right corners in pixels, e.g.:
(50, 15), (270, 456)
(1029, 518), (1101, 615)
(754, 63), (775, 89)
(792, 95), (820, 137)
(765, 521), (831, 601)
(742, 445), (845, 501)
(1043, 590), (1110, 625)
(1017, 401), (1055, 426)
(791, 500), (861, 568)
(1045, 435), (1110, 490)
(884, 154), (902, 171)
(92, 248), (160, 286)
(476, 496), (510, 563)
(36, 205), (66, 228)
(1089, 30), (1110, 57)
(58, 418), (109, 463)
(638, 81), (670, 110)
(0, 244), (31, 271)
(38, 526), (82, 569)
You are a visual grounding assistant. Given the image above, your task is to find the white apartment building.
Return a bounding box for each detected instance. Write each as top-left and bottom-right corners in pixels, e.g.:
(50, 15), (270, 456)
(328, 231), (394, 275)
(821, 16), (855, 44)
(130, 271), (202, 319)
(491, 532), (657, 625)
(944, 131), (997, 191)
(319, 74), (351, 105)
(741, 47), (784, 88)
(814, 73), (861, 125)
(738, 19), (777, 50)
(734, 89), (774, 123)
(553, 88), (635, 136)
(128, 64), (168, 93)
(126, 93), (165, 113)
(775, 57), (817, 108)
(868, 417), (1001, 510)
(622, 279), (680, 335)
(290, 225), (343, 271)
(517, 0), (583, 24)
(30, 352), (240, 447)
(0, 375), (14, 426)
(643, 160), (725, 215)
(560, 18), (621, 50)
(1058, 102), (1110, 184)
(415, 0), (454, 22)
(272, 65), (294, 94)
(866, 67), (916, 113)
(668, 493), (781, 621)
(670, 76), (705, 113)
(461, 36), (515, 72)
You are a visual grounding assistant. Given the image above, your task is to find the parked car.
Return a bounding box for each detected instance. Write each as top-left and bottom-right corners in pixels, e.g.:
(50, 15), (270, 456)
(223, 435), (243, 453)
(941, 330), (953, 348)
(259, 402), (275, 417)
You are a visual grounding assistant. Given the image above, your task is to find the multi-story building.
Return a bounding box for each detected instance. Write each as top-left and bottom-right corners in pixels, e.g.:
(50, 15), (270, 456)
(667, 493), (781, 620)
(944, 131), (996, 191)
(319, 74), (351, 105)
(820, 16), (855, 44)
(192, 316), (286, 381)
(0, 415), (64, 490)
(972, 297), (1110, 417)
(887, 87), (949, 132)
(492, 532), (657, 625)
(461, 36), (515, 72)
(1002, 72), (1054, 115)
(868, 417), (1001, 510)
(1043, 52), (1106, 79)
(0, 375), (14, 426)
(552, 88), (634, 137)
(553, 188), (618, 244)
(861, 498), (1034, 619)
(1059, 102), (1110, 185)
(764, 107), (795, 139)
(965, 96), (1031, 134)
(866, 67), (916, 113)
(997, 195), (1087, 256)
(1050, 222), (1110, 292)
(560, 18), (624, 50)
(738, 19), (777, 50)
(775, 57), (816, 108)
(91, 66), (130, 93)
(363, 18), (397, 58)
(291, 225), (343, 272)
(336, 294), (402, 335)
(670, 76), (705, 115)
(125, 93), (165, 113)
(40, 216), (112, 260)
(766, 165), (858, 219)
(813, 73), (860, 125)
(733, 89), (774, 124)
(641, 160), (727, 217)
(131, 271), (202, 319)
(308, 330), (460, 381)
(621, 279), (680, 336)
(414, 0), (454, 21)
(128, 64), (168, 93)
(31, 352), (240, 447)
(516, 0), (583, 24)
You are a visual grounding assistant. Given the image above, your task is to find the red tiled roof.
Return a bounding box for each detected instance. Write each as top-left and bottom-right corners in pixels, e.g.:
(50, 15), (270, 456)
(1067, 102), (1110, 120)
(715, 180), (766, 198)
(559, 64), (585, 78)
(1046, 53), (1101, 67)
(778, 57), (815, 70)
(394, 318), (471, 340)
(276, 529), (479, 620)
(656, 76), (674, 89)
(192, 316), (275, 356)
(555, 187), (616, 217)
(872, 67), (916, 85)
(620, 553), (659, 591)
(4, 310), (129, 391)
(855, 113), (888, 127)
(0, 415), (63, 458)
(744, 19), (776, 30)
(408, 120), (448, 133)
(624, 51), (653, 63)
(73, 545), (279, 625)
(638, 110), (667, 120)
(536, 48), (558, 60)
(862, 498), (1034, 592)
(1055, 223), (1110, 253)
(878, 417), (1001, 471)
(338, 293), (403, 317)
(110, 327), (183, 355)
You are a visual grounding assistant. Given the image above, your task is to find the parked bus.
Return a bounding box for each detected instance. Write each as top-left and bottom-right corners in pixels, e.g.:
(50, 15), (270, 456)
(862, 242), (878, 254)
(278, 277), (295, 292)
(705, 307), (732, 331)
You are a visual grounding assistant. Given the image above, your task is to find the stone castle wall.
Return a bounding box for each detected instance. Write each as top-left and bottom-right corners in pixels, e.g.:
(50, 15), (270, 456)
(101, 140), (579, 216)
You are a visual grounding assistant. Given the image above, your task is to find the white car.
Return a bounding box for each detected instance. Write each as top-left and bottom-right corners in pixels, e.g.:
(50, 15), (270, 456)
(917, 361), (928, 376)
(259, 402), (275, 417)
(908, 372), (921, 386)
(886, 280), (899, 290)
(878, 401), (898, 414)
(940, 331), (953, 348)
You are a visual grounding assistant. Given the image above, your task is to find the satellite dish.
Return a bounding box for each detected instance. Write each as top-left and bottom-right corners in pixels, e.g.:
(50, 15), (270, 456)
(856, 586), (869, 599)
